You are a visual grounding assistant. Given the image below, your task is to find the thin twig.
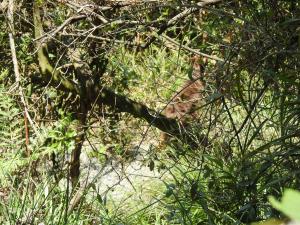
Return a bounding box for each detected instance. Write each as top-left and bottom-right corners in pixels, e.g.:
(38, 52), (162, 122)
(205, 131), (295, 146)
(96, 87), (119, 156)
(161, 34), (224, 62)
(33, 14), (87, 42)
(61, 32), (136, 46)
(8, 0), (39, 139)
(141, 0), (222, 49)
(228, 83), (269, 153)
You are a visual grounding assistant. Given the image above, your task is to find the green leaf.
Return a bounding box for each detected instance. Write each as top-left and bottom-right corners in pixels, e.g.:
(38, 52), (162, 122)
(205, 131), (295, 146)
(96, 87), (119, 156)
(269, 189), (300, 221)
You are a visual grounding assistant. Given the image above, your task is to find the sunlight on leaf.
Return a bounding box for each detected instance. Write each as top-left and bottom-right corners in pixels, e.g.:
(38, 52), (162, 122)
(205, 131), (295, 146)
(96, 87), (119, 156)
(269, 189), (300, 222)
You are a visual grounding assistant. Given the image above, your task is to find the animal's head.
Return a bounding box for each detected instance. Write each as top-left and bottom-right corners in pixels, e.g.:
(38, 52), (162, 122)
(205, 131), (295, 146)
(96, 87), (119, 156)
(190, 55), (206, 80)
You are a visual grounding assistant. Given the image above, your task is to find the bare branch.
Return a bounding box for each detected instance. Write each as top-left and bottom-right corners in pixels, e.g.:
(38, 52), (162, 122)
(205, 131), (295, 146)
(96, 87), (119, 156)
(161, 34), (224, 62)
(7, 0), (39, 138)
(33, 14), (87, 42)
(61, 33), (137, 46)
(142, 0), (222, 49)
(33, 2), (80, 93)
(32, 1), (209, 147)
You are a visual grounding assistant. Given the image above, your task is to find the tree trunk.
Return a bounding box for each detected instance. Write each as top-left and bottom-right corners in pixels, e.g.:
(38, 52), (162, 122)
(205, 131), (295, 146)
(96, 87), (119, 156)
(70, 102), (87, 188)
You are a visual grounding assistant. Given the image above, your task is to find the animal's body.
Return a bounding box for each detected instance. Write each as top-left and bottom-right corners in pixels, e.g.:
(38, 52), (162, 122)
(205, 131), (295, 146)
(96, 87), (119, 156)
(160, 55), (206, 146)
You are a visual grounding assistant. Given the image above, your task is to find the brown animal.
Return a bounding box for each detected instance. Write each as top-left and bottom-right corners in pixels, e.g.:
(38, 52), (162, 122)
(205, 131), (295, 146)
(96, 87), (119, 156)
(160, 55), (206, 147)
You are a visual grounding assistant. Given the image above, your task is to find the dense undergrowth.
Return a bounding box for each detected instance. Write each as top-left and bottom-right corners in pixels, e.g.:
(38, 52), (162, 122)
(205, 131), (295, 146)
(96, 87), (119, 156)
(1, 0), (300, 224)
(1, 44), (300, 224)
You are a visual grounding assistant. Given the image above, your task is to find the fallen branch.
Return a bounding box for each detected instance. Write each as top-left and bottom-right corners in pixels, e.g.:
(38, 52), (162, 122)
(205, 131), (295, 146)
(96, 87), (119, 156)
(32, 1), (208, 145)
